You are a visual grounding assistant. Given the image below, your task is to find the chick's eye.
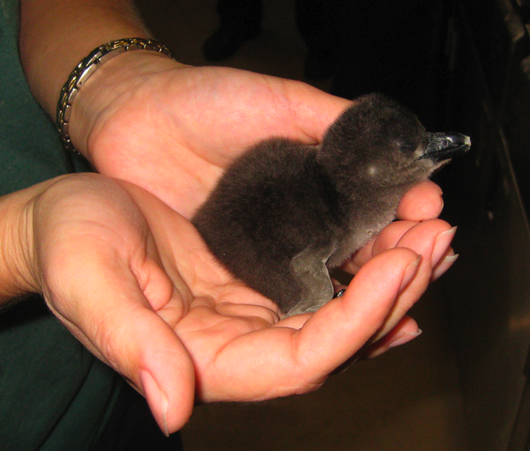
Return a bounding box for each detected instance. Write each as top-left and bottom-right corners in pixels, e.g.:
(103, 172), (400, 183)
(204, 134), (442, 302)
(399, 142), (416, 153)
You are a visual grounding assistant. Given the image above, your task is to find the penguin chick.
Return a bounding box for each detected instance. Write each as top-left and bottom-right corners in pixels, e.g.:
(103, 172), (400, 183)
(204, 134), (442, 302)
(192, 93), (471, 316)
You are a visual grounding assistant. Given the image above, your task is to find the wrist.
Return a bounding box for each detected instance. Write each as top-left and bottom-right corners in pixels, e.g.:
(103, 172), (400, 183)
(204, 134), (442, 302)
(57, 38), (180, 155)
(67, 50), (188, 159)
(0, 180), (58, 303)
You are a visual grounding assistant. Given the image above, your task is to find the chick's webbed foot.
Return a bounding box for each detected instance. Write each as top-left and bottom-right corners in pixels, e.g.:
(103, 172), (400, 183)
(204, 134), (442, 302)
(285, 245), (335, 317)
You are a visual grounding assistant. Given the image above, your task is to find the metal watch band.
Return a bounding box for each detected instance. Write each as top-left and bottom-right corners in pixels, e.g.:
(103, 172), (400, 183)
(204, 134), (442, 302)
(56, 37), (175, 154)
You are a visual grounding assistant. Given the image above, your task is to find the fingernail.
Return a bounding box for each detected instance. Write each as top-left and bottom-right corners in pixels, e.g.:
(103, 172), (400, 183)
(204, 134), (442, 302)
(432, 227), (457, 267)
(400, 255), (422, 291)
(140, 370), (170, 437)
(432, 254), (459, 281)
(388, 329), (423, 349)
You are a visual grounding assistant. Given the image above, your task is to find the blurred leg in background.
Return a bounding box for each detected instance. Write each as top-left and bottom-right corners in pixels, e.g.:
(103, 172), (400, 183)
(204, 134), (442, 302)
(203, 0), (262, 61)
(295, 0), (341, 80)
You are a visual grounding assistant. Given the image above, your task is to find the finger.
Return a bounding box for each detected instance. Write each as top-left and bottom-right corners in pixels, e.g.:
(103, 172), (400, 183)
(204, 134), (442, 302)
(367, 220), (455, 342)
(432, 249), (459, 281)
(284, 80), (352, 142)
(396, 181), (444, 221)
(294, 247), (421, 376)
(331, 277), (349, 293)
(344, 180), (447, 274)
(395, 220), (456, 270)
(345, 218), (454, 274)
(363, 316), (422, 359)
(344, 221), (417, 273)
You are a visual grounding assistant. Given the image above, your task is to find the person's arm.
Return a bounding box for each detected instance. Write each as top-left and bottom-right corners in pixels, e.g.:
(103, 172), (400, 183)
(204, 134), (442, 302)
(19, 0), (152, 116)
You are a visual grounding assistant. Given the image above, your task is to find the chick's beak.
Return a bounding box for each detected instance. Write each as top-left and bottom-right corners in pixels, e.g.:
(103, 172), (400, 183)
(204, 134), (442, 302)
(421, 132), (471, 162)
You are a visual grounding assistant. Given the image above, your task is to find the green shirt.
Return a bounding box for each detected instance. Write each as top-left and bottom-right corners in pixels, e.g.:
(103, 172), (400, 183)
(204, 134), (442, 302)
(0, 1), (122, 449)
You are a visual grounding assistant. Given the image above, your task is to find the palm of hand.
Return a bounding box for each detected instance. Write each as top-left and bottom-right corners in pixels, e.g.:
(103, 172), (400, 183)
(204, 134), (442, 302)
(84, 64), (349, 218)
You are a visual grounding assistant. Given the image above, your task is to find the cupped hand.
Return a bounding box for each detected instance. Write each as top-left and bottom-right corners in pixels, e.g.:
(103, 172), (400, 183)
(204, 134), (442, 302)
(26, 172), (455, 435)
(69, 54), (352, 218)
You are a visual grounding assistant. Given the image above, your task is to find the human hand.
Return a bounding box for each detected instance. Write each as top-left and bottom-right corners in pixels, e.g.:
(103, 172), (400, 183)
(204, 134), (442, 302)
(68, 54), (352, 218)
(16, 173), (454, 435)
(340, 179), (456, 357)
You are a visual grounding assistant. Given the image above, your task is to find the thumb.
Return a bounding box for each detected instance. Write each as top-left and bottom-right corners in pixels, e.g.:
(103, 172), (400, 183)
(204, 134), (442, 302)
(119, 303), (196, 435)
(284, 79), (351, 142)
(45, 261), (196, 434)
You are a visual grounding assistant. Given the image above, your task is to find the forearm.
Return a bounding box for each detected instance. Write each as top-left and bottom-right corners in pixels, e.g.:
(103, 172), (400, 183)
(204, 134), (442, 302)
(19, 0), (151, 117)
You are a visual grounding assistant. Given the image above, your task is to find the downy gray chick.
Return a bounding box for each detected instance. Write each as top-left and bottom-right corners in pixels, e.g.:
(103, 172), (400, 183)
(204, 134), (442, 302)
(192, 93), (470, 316)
